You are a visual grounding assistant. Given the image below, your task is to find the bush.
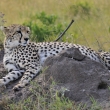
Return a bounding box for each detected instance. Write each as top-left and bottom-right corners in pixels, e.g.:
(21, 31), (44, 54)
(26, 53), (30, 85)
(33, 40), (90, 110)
(23, 12), (65, 42)
(70, 2), (91, 16)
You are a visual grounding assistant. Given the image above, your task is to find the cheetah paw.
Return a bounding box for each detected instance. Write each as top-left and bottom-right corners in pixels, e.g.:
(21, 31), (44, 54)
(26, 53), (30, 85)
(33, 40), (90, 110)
(13, 83), (25, 92)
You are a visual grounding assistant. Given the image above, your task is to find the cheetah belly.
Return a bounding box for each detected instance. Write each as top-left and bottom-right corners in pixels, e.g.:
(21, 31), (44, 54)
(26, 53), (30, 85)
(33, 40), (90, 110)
(39, 50), (59, 65)
(39, 52), (51, 65)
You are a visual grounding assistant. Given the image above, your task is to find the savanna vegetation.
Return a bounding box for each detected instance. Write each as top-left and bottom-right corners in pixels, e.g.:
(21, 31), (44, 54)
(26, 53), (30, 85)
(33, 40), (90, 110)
(0, 0), (110, 51)
(0, 0), (110, 109)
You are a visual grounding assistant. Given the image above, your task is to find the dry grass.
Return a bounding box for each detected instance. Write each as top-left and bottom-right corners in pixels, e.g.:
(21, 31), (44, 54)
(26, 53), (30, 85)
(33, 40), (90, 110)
(0, 0), (110, 51)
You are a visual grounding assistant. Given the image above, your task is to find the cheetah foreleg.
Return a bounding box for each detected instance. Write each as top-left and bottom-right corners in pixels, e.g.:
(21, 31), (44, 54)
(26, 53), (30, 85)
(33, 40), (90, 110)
(13, 65), (42, 91)
(0, 70), (24, 87)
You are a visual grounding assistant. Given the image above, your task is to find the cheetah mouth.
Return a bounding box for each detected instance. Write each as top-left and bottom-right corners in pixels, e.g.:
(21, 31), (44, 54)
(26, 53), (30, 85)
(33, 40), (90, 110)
(21, 42), (28, 46)
(23, 42), (27, 44)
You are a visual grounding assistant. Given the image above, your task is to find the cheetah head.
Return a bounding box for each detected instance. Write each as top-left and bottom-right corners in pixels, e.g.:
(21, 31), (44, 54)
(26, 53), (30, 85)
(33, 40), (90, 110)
(2, 24), (30, 48)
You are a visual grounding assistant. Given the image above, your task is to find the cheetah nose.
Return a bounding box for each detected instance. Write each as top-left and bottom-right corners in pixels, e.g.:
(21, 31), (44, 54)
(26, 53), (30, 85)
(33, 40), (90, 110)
(24, 38), (29, 41)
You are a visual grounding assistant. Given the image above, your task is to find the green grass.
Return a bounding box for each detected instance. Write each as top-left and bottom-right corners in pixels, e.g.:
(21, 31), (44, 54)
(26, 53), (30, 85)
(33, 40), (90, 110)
(0, 80), (102, 110)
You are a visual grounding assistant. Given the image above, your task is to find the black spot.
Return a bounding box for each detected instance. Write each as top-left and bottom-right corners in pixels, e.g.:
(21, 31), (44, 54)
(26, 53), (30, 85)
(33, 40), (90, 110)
(14, 59), (16, 61)
(29, 76), (33, 78)
(17, 73), (20, 76)
(108, 61), (110, 64)
(105, 63), (107, 67)
(25, 77), (28, 80)
(45, 55), (47, 57)
(35, 57), (38, 59)
(17, 64), (20, 68)
(33, 54), (36, 56)
(3, 78), (6, 82)
(23, 61), (26, 64)
(9, 69), (13, 72)
(21, 72), (24, 75)
(8, 77), (10, 79)
(49, 45), (52, 48)
(23, 58), (25, 60)
(13, 77), (16, 80)
(11, 72), (15, 74)
(18, 86), (22, 88)
(41, 50), (43, 52)
(91, 55), (94, 58)
(28, 60), (30, 62)
(5, 60), (9, 65)
(56, 51), (59, 53)
(85, 53), (87, 55)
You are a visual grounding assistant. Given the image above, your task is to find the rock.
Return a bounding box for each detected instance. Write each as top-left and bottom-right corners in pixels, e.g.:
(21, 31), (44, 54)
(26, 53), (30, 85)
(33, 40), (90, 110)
(43, 47), (110, 106)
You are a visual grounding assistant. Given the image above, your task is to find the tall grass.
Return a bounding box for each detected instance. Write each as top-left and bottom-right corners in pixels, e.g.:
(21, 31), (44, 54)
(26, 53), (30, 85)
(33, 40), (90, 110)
(0, 12), (5, 48)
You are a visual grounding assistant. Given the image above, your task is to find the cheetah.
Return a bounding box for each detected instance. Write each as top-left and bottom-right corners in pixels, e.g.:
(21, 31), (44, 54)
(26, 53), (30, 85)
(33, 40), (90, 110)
(0, 24), (109, 91)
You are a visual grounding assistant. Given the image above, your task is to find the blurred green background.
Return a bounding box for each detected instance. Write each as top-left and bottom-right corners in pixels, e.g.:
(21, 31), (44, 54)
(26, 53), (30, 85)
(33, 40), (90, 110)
(0, 0), (110, 51)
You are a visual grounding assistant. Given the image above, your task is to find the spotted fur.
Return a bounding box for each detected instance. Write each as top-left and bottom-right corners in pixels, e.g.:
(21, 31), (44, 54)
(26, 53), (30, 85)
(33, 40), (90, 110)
(0, 24), (108, 91)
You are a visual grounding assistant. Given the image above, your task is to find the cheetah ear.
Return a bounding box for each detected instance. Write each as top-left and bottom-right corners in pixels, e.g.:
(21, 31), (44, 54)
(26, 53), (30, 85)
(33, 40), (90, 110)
(1, 26), (9, 34)
(27, 27), (30, 31)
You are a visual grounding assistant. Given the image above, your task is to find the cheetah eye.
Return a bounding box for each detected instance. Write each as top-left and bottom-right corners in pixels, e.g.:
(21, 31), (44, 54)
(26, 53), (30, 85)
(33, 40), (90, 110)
(27, 31), (30, 33)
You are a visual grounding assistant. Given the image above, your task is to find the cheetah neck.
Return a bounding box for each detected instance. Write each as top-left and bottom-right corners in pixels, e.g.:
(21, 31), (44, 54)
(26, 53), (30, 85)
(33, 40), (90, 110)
(4, 42), (20, 54)
(4, 44), (13, 54)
